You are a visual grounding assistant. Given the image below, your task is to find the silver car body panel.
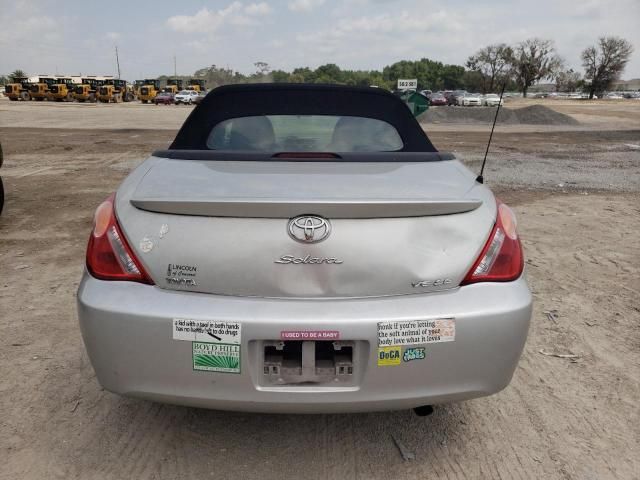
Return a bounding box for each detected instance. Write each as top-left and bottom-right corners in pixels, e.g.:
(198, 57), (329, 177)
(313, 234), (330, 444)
(130, 158), (484, 218)
(78, 272), (531, 413)
(115, 157), (496, 298)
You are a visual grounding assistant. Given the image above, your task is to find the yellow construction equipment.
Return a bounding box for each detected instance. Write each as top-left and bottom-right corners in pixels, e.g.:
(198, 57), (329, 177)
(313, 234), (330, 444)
(138, 79), (160, 103)
(163, 79), (183, 94)
(49, 77), (76, 101)
(133, 80), (145, 98)
(97, 79), (133, 103)
(4, 76), (32, 101)
(74, 78), (104, 102)
(29, 77), (55, 101)
(188, 79), (206, 92)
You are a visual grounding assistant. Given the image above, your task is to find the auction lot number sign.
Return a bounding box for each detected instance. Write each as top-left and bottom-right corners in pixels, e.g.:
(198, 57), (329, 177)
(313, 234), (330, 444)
(397, 79), (418, 90)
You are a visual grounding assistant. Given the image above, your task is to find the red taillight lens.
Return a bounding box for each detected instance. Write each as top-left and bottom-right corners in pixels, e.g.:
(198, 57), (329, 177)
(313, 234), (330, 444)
(86, 193), (154, 284)
(461, 201), (524, 285)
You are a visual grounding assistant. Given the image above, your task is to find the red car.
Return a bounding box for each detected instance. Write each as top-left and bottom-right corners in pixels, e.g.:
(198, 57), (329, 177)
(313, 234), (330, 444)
(154, 92), (175, 105)
(429, 92), (448, 106)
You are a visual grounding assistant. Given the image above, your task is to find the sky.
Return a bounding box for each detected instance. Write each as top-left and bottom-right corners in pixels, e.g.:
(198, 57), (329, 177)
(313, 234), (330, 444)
(1, 0), (639, 81)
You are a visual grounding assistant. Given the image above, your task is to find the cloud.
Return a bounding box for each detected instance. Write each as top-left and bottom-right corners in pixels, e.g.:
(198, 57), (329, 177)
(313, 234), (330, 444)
(0, 14), (59, 44)
(288, 0), (326, 13)
(166, 2), (271, 33)
(294, 9), (463, 63)
(245, 2), (272, 15)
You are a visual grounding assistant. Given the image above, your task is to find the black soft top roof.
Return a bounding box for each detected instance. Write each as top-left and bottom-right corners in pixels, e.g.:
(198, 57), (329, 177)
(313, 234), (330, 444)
(169, 84), (437, 152)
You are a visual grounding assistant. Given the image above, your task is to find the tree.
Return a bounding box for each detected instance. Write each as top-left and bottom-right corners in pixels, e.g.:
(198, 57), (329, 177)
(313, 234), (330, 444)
(254, 62), (271, 75)
(511, 39), (562, 97)
(193, 64), (238, 88)
(554, 68), (581, 93)
(581, 36), (634, 99)
(382, 58), (465, 91)
(462, 70), (485, 92)
(10, 69), (27, 80)
(466, 44), (513, 93)
(314, 64), (343, 83)
(440, 65), (466, 90)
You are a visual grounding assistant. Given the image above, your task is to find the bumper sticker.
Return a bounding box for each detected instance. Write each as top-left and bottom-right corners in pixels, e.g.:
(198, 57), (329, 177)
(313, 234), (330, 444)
(166, 263), (198, 287)
(377, 318), (455, 347)
(377, 346), (402, 366)
(173, 319), (241, 344)
(193, 342), (240, 374)
(280, 330), (340, 340)
(403, 347), (426, 363)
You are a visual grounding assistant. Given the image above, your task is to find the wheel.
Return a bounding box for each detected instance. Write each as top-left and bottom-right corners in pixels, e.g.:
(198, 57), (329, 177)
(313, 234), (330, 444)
(20, 92), (30, 101)
(9, 97), (17, 101)
(142, 99), (148, 104)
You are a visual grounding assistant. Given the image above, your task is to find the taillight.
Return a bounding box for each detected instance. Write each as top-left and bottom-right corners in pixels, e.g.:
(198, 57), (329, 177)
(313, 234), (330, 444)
(86, 193), (153, 284)
(461, 200), (524, 285)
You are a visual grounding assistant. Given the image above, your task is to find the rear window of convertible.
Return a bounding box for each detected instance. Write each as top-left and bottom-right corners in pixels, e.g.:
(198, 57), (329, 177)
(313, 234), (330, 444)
(206, 115), (404, 152)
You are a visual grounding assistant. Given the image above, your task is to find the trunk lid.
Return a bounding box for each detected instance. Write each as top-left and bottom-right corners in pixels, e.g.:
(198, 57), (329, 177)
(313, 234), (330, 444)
(116, 157), (496, 298)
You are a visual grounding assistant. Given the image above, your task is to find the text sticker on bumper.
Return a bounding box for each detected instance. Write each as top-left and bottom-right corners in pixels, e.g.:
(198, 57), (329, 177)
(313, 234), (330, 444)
(377, 319), (455, 347)
(173, 319), (241, 344)
(193, 342), (240, 374)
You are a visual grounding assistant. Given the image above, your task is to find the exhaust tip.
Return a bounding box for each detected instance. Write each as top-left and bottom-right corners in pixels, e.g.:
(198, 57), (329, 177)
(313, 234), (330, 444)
(413, 405), (434, 417)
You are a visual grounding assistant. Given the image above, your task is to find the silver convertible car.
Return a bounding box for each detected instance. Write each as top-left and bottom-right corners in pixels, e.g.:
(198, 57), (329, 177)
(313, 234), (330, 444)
(78, 84), (531, 414)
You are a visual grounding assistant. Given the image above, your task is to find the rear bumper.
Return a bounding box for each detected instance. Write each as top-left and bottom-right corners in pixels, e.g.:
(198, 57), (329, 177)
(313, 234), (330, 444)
(77, 272), (532, 413)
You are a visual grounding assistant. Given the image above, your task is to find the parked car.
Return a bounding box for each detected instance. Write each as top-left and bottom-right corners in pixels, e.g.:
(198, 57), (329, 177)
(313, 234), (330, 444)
(193, 91), (207, 105)
(482, 94), (504, 107)
(154, 92), (175, 105)
(77, 84), (531, 414)
(460, 92), (483, 106)
(446, 90), (467, 106)
(153, 92), (175, 105)
(175, 90), (200, 104)
(428, 92), (448, 106)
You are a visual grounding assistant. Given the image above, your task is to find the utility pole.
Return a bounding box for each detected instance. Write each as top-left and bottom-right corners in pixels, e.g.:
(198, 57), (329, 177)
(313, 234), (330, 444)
(174, 55), (177, 81)
(115, 46), (121, 79)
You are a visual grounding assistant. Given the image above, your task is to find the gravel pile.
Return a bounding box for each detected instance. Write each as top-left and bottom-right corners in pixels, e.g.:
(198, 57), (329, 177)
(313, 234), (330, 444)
(419, 104), (579, 125)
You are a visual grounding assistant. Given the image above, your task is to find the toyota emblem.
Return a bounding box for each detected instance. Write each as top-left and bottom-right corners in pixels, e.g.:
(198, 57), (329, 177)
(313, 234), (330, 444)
(288, 215), (331, 243)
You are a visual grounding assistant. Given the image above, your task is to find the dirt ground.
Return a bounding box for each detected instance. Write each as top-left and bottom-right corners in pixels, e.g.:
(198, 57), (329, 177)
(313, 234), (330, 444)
(0, 100), (639, 479)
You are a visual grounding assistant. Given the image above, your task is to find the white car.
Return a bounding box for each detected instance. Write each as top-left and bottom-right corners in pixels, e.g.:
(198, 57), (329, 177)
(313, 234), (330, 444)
(483, 94), (504, 107)
(460, 93), (483, 106)
(175, 90), (199, 104)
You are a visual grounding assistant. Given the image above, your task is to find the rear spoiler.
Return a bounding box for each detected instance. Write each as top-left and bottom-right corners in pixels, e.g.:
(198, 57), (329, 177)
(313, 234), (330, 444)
(130, 197), (482, 218)
(151, 150), (456, 163)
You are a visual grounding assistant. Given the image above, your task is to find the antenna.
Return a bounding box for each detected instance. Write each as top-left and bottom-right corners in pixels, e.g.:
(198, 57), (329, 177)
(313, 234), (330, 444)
(476, 82), (506, 184)
(115, 45), (121, 79)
